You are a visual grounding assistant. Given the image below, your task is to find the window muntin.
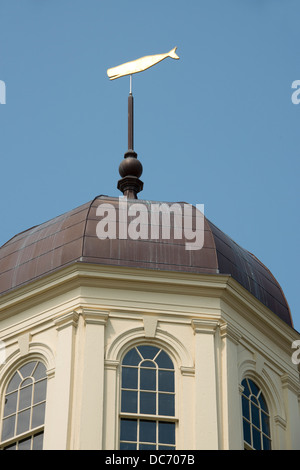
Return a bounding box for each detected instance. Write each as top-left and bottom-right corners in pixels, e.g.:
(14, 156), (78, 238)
(120, 345), (176, 450)
(241, 378), (271, 450)
(1, 361), (47, 450)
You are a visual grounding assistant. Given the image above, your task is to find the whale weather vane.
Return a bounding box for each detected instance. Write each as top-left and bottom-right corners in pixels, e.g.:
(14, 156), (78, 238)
(107, 47), (180, 199)
(107, 46), (179, 82)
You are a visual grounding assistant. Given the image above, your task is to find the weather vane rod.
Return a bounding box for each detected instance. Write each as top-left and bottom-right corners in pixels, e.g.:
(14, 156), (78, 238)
(107, 47), (179, 199)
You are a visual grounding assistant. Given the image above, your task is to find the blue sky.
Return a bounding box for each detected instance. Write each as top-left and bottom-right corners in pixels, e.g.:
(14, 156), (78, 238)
(0, 0), (299, 331)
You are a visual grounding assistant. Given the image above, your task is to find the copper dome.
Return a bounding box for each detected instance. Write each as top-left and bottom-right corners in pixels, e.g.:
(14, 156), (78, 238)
(0, 196), (292, 327)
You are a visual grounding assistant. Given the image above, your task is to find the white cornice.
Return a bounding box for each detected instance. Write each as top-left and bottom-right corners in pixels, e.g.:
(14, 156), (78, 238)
(0, 263), (298, 347)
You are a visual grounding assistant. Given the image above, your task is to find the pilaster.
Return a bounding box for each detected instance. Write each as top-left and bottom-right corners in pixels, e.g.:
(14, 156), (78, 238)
(219, 322), (243, 450)
(44, 310), (79, 450)
(192, 319), (219, 449)
(78, 309), (109, 450)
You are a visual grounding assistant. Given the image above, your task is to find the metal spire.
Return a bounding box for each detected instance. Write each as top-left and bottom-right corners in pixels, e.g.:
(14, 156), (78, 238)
(107, 48), (180, 199)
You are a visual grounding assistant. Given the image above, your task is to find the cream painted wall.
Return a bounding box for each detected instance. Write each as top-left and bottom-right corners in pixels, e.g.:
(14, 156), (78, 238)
(0, 264), (299, 450)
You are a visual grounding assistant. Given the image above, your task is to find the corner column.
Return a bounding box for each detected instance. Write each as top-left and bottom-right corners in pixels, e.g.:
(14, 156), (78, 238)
(103, 359), (119, 450)
(44, 311), (79, 450)
(281, 374), (300, 449)
(78, 309), (109, 450)
(219, 323), (243, 449)
(192, 319), (219, 449)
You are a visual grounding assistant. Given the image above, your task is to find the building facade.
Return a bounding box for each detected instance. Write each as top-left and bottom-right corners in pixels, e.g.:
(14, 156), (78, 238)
(0, 196), (299, 450)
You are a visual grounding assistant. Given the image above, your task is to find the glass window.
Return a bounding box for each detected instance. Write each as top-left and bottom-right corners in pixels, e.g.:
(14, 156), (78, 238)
(241, 378), (271, 450)
(0, 361), (47, 450)
(120, 345), (176, 450)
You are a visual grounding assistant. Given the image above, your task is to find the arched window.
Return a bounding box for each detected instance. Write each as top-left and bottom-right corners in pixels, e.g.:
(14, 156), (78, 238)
(0, 361), (47, 450)
(120, 345), (176, 450)
(241, 378), (271, 450)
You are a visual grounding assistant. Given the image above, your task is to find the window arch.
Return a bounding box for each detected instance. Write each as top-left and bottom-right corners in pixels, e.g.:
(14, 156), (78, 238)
(241, 378), (271, 450)
(0, 361), (47, 450)
(119, 345), (176, 450)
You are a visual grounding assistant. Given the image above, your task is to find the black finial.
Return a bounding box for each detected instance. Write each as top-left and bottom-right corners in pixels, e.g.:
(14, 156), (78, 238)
(117, 85), (143, 199)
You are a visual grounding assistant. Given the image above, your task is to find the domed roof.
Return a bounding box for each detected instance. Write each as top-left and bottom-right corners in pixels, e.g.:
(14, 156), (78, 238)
(0, 195), (292, 327)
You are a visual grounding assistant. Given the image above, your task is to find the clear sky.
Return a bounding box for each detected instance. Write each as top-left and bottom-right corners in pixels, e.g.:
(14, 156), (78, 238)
(0, 1), (299, 331)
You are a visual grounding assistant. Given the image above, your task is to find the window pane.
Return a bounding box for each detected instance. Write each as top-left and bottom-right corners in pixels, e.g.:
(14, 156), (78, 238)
(243, 419), (251, 445)
(159, 393), (174, 416)
(139, 420), (156, 443)
(17, 409), (30, 435)
(241, 379), (250, 397)
(159, 421), (175, 445)
(140, 368), (156, 391)
(120, 442), (136, 450)
(32, 432), (44, 450)
(18, 385), (33, 411)
(251, 402), (260, 429)
(248, 380), (260, 397)
(252, 427), (261, 450)
(121, 390), (137, 413)
(140, 392), (156, 415)
(19, 362), (36, 379)
(120, 347), (176, 450)
(6, 373), (22, 393)
(140, 443), (156, 450)
(120, 419), (137, 442)
(141, 360), (156, 368)
(122, 367), (138, 390)
(120, 442), (137, 450)
(18, 437), (31, 450)
(250, 395), (259, 407)
(123, 348), (141, 366)
(33, 379), (47, 404)
(137, 346), (159, 360)
(263, 435), (271, 450)
(261, 411), (270, 436)
(1, 415), (16, 441)
(32, 402), (46, 428)
(242, 396), (249, 421)
(159, 370), (174, 392)
(21, 378), (33, 387)
(155, 350), (174, 370)
(4, 391), (18, 417)
(32, 363), (47, 381)
(3, 443), (16, 450)
(159, 444), (175, 450)
(259, 394), (268, 413)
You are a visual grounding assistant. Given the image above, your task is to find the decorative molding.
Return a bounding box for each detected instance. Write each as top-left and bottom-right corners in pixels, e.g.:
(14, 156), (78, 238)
(274, 415), (287, 430)
(46, 367), (56, 380)
(254, 353), (265, 376)
(54, 310), (79, 331)
(219, 322), (241, 345)
(143, 316), (158, 338)
(28, 342), (56, 371)
(18, 332), (31, 357)
(281, 373), (300, 395)
(104, 359), (119, 371)
(105, 325), (194, 370)
(81, 308), (109, 326)
(192, 319), (219, 335)
(180, 366), (195, 377)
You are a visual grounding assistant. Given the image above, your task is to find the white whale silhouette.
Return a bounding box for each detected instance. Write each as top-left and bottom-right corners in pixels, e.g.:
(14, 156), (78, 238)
(107, 47), (179, 80)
